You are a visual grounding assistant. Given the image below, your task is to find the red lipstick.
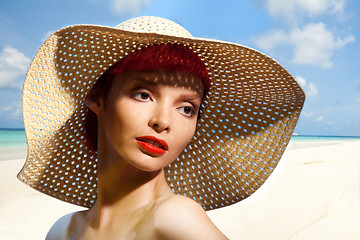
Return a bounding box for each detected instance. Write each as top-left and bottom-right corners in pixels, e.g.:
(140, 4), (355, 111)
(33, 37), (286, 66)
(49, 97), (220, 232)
(136, 136), (168, 155)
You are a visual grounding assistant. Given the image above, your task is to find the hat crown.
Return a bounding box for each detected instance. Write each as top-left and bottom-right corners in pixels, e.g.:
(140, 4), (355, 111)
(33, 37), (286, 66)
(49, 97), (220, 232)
(116, 16), (193, 38)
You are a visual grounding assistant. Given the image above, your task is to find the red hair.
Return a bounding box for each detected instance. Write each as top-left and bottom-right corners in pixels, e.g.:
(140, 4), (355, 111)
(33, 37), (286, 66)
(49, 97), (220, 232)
(99, 43), (210, 95)
(85, 43), (210, 151)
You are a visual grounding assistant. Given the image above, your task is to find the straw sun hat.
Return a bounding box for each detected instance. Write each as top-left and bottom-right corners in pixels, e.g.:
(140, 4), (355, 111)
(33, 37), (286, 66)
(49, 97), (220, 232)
(18, 16), (305, 210)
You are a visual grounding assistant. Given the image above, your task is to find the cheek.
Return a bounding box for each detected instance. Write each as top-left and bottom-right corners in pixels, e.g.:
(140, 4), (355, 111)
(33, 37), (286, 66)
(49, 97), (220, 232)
(103, 99), (144, 142)
(184, 121), (197, 141)
(172, 118), (197, 153)
(113, 97), (146, 122)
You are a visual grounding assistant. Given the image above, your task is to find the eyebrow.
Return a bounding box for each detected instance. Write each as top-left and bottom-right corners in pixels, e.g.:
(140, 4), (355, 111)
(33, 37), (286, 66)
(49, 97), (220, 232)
(128, 75), (203, 100)
(178, 94), (202, 102)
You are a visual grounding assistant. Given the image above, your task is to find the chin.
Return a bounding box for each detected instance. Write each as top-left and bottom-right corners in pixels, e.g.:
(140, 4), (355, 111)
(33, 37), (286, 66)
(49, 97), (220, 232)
(128, 153), (173, 173)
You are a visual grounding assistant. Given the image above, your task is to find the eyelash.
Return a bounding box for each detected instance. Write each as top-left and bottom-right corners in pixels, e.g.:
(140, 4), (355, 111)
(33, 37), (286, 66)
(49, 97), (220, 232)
(178, 105), (196, 117)
(133, 90), (152, 102)
(132, 89), (197, 117)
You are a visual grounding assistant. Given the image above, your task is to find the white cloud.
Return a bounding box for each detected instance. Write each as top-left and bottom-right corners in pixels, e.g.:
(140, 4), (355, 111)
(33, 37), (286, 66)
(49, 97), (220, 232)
(263, 0), (346, 22)
(0, 102), (22, 118)
(41, 31), (55, 42)
(252, 29), (287, 53)
(0, 46), (30, 89)
(296, 76), (307, 88)
(2, 104), (12, 111)
(109, 0), (149, 16)
(290, 23), (354, 68)
(307, 82), (318, 98)
(253, 22), (355, 68)
(302, 111), (314, 118)
(295, 76), (318, 98)
(316, 116), (324, 122)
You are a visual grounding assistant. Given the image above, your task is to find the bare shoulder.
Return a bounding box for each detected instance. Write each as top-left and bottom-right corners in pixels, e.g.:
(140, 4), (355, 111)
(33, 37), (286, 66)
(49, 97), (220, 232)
(152, 195), (228, 239)
(45, 212), (75, 240)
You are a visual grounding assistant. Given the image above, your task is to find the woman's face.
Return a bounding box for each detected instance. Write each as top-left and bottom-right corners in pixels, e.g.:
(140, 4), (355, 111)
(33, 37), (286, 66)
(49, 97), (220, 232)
(95, 70), (204, 172)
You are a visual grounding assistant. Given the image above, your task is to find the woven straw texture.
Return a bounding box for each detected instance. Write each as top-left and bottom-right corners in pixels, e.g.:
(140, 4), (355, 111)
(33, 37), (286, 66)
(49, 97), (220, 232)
(18, 16), (305, 210)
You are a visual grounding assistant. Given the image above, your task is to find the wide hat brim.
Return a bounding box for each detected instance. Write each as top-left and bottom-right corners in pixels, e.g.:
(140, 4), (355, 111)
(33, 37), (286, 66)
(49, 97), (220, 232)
(18, 17), (305, 210)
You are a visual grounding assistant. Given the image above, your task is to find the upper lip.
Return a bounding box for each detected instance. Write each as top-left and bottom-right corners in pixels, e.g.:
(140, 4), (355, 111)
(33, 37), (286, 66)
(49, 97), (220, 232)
(136, 136), (169, 150)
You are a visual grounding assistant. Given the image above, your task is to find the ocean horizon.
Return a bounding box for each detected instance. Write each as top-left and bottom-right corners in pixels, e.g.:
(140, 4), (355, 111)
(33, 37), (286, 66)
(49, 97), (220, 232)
(1, 128), (359, 149)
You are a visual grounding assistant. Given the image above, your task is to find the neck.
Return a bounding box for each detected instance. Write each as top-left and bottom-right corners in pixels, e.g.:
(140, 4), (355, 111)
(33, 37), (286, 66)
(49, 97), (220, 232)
(89, 146), (173, 228)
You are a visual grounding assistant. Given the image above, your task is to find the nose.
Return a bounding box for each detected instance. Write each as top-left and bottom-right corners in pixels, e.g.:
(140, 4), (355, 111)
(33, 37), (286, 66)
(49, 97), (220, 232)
(149, 103), (171, 133)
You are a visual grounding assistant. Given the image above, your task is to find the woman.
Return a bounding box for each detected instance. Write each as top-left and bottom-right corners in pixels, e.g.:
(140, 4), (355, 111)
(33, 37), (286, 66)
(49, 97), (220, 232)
(46, 44), (226, 239)
(18, 16), (305, 239)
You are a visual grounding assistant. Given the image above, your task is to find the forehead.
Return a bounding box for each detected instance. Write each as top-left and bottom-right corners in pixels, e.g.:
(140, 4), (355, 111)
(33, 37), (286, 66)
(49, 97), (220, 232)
(115, 70), (204, 96)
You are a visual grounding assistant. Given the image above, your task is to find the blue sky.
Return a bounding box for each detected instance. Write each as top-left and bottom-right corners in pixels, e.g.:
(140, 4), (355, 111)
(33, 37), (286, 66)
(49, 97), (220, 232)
(0, 0), (359, 136)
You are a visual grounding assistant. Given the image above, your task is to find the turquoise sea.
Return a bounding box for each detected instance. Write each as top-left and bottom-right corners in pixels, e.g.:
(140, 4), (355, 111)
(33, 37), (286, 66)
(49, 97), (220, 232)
(1, 128), (359, 148)
(0, 128), (27, 149)
(289, 135), (360, 141)
(0, 128), (360, 161)
(0, 128), (27, 160)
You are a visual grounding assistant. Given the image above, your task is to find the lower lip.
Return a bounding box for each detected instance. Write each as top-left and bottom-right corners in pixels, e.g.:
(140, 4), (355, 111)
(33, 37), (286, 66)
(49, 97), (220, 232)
(136, 140), (167, 155)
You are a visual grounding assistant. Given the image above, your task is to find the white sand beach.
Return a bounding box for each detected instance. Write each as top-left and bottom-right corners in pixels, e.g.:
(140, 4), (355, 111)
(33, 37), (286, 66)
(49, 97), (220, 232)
(1, 138), (360, 239)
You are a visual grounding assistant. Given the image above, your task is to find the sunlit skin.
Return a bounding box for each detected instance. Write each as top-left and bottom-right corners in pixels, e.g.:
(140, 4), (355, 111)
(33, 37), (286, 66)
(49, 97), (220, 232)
(46, 70), (228, 239)
(97, 71), (203, 175)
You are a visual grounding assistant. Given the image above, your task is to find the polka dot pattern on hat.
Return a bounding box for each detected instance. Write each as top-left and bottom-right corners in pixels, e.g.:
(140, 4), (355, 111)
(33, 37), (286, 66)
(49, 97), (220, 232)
(18, 17), (305, 210)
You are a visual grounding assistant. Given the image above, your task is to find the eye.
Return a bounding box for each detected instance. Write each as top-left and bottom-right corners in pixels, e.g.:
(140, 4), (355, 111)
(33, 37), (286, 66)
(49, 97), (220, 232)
(178, 105), (195, 117)
(134, 91), (151, 101)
